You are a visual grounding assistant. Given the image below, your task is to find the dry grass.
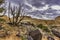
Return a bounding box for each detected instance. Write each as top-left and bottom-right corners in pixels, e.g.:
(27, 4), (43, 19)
(0, 16), (60, 40)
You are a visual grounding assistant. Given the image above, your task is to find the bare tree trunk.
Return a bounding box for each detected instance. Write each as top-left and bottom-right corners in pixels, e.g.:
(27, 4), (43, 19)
(8, 13), (11, 22)
(8, 2), (11, 22)
(10, 6), (16, 25)
(12, 13), (14, 24)
(15, 5), (22, 23)
(17, 16), (24, 24)
(7, 3), (25, 26)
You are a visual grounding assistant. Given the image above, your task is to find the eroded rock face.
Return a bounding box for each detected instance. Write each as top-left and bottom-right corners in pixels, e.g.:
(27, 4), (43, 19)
(51, 30), (60, 38)
(29, 29), (42, 40)
(47, 36), (55, 40)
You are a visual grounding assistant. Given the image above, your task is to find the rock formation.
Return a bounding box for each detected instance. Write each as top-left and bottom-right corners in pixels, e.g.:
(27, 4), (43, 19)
(29, 29), (42, 40)
(51, 29), (60, 38)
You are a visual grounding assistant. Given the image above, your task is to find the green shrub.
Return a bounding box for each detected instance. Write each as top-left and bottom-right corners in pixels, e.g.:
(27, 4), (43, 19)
(0, 26), (3, 30)
(21, 35), (27, 40)
(50, 26), (57, 29)
(0, 18), (5, 22)
(0, 0), (4, 4)
(0, 8), (4, 13)
(37, 24), (50, 32)
(0, 26), (5, 30)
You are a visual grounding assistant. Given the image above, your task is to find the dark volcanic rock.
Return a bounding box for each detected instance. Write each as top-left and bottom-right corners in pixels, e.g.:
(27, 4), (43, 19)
(51, 30), (60, 38)
(29, 29), (42, 40)
(47, 36), (55, 40)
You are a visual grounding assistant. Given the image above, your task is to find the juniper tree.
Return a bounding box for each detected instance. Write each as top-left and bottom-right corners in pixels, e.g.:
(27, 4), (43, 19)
(0, 0), (4, 5)
(0, 0), (6, 17)
(0, 0), (4, 13)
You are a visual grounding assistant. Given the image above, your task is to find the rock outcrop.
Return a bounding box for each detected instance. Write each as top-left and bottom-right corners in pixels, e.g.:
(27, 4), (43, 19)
(29, 29), (42, 40)
(51, 30), (60, 38)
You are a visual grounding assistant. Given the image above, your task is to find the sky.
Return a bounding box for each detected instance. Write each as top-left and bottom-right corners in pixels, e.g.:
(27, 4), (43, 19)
(5, 0), (60, 20)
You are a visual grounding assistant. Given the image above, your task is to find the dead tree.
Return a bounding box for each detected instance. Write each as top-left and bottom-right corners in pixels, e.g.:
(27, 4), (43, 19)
(7, 2), (11, 22)
(7, 2), (25, 26)
(0, 2), (25, 26)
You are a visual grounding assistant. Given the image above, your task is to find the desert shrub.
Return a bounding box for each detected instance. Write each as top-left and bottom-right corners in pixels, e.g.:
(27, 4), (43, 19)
(37, 24), (50, 32)
(0, 26), (4, 30)
(50, 26), (57, 29)
(0, 0), (4, 4)
(0, 25), (6, 30)
(0, 18), (5, 22)
(21, 35), (27, 40)
(0, 8), (5, 13)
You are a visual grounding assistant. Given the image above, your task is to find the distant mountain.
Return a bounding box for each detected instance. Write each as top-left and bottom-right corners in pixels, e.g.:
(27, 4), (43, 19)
(22, 16), (60, 26)
(1, 15), (60, 26)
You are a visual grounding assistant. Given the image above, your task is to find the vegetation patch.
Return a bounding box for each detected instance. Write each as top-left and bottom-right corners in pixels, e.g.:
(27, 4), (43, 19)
(0, 0), (4, 4)
(50, 26), (57, 29)
(0, 18), (5, 22)
(37, 24), (50, 32)
(0, 8), (5, 13)
(21, 35), (27, 40)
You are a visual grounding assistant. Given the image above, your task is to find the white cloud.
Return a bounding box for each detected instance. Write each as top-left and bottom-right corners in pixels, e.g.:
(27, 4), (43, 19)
(24, 0), (49, 12)
(41, 2), (45, 5)
(56, 10), (60, 13)
(5, 0), (60, 20)
(51, 5), (60, 10)
(25, 3), (49, 11)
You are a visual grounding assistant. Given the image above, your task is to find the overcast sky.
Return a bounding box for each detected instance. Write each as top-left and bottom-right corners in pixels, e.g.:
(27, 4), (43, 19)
(6, 0), (60, 20)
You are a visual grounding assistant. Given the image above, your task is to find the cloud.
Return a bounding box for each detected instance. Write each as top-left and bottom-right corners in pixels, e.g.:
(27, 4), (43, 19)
(24, 0), (49, 12)
(51, 5), (60, 10)
(6, 0), (60, 20)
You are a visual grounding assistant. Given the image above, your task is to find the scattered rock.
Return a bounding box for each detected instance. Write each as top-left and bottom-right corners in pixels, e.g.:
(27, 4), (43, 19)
(47, 36), (55, 40)
(7, 22), (13, 25)
(16, 31), (21, 37)
(0, 26), (4, 30)
(6, 31), (11, 35)
(0, 30), (6, 37)
(29, 29), (42, 40)
(27, 36), (33, 40)
(51, 29), (60, 38)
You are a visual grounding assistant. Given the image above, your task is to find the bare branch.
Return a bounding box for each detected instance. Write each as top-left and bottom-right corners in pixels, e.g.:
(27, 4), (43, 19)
(7, 2), (25, 26)
(8, 2), (11, 22)
(10, 6), (16, 24)
(15, 5), (22, 23)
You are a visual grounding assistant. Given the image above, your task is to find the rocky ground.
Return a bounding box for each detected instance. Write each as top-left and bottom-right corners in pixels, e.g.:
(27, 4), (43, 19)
(0, 16), (60, 40)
